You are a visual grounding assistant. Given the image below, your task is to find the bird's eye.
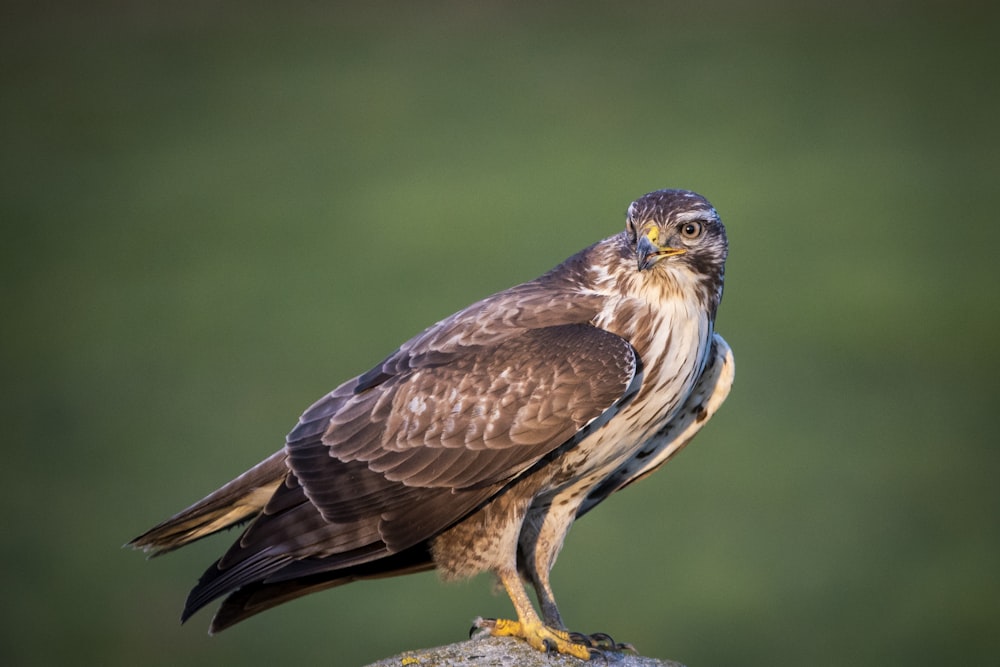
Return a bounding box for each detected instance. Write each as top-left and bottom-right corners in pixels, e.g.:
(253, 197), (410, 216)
(680, 221), (703, 240)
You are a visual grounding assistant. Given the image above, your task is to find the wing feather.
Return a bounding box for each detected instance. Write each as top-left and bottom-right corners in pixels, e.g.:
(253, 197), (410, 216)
(184, 264), (641, 624)
(291, 324), (636, 502)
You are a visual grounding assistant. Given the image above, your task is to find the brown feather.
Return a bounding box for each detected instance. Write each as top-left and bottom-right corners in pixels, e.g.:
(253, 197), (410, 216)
(127, 450), (287, 556)
(129, 188), (733, 642)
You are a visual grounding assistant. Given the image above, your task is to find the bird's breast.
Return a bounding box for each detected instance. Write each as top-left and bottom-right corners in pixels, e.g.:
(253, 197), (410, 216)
(542, 297), (713, 498)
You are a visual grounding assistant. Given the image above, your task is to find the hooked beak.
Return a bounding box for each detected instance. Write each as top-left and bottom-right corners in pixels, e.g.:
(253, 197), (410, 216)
(636, 232), (686, 271)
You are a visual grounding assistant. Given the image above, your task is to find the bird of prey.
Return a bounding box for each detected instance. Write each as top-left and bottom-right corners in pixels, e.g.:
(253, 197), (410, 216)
(130, 188), (735, 660)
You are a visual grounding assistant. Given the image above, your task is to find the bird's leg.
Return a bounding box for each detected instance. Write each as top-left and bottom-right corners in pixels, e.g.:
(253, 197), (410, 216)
(473, 567), (593, 660)
(529, 565), (565, 630)
(519, 501), (637, 654)
(519, 502), (576, 629)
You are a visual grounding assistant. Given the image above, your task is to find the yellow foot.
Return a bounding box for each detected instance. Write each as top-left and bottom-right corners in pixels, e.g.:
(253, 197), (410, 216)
(472, 617), (592, 660)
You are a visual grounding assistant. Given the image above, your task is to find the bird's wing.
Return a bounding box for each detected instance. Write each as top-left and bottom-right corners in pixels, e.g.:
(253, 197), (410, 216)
(184, 321), (640, 623)
(577, 332), (734, 517)
(290, 322), (640, 543)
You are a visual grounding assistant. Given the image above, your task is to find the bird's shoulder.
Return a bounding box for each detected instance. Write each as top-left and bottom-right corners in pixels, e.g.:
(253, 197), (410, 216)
(355, 234), (630, 391)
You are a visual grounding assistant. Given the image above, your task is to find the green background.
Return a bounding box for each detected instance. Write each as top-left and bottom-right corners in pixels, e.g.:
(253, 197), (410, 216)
(3, 2), (997, 665)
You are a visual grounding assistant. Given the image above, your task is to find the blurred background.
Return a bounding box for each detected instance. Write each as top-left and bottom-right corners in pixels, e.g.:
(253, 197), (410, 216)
(3, 1), (998, 665)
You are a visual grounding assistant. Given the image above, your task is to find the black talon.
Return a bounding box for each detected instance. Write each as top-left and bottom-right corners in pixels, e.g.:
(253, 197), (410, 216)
(542, 638), (557, 653)
(590, 632), (616, 647)
(568, 631), (593, 646)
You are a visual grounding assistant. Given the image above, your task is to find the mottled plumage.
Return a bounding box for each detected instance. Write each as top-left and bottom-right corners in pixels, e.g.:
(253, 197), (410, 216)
(130, 188), (734, 659)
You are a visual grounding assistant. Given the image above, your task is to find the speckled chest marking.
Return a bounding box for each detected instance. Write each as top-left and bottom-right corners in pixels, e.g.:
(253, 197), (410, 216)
(539, 291), (712, 506)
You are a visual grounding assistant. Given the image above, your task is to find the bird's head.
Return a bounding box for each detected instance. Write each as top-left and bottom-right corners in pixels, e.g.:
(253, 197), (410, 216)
(624, 189), (728, 308)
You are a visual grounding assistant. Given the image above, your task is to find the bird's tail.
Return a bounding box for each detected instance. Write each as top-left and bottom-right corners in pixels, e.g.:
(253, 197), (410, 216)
(127, 450), (287, 556)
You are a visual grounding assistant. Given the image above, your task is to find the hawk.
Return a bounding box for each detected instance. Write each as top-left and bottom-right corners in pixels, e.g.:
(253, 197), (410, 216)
(130, 188), (734, 660)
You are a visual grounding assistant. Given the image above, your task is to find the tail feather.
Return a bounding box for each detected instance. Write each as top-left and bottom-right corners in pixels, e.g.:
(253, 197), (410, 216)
(128, 450), (287, 556)
(208, 545), (435, 633)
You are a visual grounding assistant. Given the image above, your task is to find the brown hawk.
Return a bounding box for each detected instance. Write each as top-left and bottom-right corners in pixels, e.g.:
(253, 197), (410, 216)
(130, 188), (734, 660)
